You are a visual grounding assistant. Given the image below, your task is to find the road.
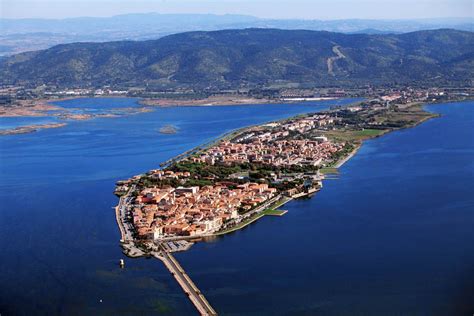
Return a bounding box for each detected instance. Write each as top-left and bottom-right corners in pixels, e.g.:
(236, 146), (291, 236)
(327, 45), (346, 76)
(116, 185), (136, 243)
(155, 244), (217, 316)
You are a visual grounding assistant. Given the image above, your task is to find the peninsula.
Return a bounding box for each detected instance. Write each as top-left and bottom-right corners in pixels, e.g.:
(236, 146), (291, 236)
(115, 100), (437, 244)
(113, 98), (438, 314)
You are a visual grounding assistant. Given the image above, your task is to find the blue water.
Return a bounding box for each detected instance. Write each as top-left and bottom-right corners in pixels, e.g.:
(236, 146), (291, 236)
(52, 97), (141, 110)
(0, 97), (355, 315)
(0, 116), (59, 130)
(51, 97), (141, 115)
(176, 101), (474, 315)
(0, 98), (472, 315)
(0, 98), (142, 131)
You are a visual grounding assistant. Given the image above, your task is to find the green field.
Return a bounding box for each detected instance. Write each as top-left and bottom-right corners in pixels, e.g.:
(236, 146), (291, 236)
(215, 200), (289, 235)
(355, 129), (387, 137)
(262, 209), (287, 216)
(323, 128), (387, 142)
(320, 167), (340, 174)
(214, 213), (266, 235)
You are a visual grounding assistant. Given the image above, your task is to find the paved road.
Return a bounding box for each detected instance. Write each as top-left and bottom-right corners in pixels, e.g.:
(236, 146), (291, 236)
(117, 185), (136, 243)
(156, 244), (217, 316)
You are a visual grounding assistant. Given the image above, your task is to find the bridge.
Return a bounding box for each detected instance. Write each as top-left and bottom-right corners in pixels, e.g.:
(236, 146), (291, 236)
(154, 244), (217, 316)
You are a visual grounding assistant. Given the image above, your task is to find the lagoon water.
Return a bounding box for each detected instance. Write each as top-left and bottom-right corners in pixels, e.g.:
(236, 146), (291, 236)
(0, 98), (473, 315)
(0, 116), (59, 130)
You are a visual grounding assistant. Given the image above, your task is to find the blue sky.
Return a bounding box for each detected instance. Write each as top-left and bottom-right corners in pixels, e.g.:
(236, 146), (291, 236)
(2, 0), (472, 19)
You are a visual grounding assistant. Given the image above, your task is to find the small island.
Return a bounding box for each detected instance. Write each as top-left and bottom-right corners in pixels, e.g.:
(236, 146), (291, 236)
(0, 98), (155, 135)
(158, 125), (179, 134)
(0, 123), (67, 136)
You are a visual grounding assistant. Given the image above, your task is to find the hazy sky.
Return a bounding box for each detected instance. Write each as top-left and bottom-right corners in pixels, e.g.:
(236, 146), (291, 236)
(1, 0), (472, 19)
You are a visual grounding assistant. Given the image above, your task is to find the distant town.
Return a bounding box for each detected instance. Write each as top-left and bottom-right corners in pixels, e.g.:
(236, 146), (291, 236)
(1, 84), (472, 106)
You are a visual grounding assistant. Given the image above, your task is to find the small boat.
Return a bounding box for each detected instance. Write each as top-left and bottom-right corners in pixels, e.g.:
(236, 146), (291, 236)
(119, 259), (125, 268)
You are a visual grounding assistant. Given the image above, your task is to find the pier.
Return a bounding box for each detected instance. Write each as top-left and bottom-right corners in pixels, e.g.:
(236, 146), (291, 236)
(154, 244), (217, 316)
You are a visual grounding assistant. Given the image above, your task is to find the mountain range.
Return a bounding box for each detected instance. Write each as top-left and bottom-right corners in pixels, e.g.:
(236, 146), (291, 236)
(1, 28), (473, 89)
(0, 14), (472, 55)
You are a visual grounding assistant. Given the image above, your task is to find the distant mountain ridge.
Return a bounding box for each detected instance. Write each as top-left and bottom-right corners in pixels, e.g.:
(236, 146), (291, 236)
(0, 14), (472, 55)
(1, 28), (473, 89)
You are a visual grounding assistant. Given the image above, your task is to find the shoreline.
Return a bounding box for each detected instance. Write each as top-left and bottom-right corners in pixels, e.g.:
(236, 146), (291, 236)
(0, 95), (141, 118)
(0, 95), (337, 119)
(0, 98), (154, 135)
(0, 96), (83, 117)
(213, 196), (293, 236)
(333, 144), (361, 168)
(114, 101), (440, 250)
(111, 100), (442, 315)
(139, 96), (337, 107)
(1, 95), (471, 119)
(0, 123), (67, 136)
(194, 104), (440, 238)
(0, 96), (344, 137)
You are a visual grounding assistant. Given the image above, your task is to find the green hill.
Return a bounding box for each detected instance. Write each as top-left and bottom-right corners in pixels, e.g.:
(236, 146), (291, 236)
(1, 28), (472, 88)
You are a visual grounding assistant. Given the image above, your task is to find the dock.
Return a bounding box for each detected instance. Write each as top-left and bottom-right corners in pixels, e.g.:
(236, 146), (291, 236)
(161, 240), (194, 252)
(154, 244), (217, 316)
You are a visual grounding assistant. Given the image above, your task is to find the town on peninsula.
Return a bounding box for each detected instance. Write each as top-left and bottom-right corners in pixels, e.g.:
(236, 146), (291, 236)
(109, 93), (445, 314)
(114, 96), (438, 256)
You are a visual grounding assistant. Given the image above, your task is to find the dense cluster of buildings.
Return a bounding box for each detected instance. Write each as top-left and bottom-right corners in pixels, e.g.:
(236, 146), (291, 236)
(2, 84), (470, 107)
(131, 182), (277, 239)
(193, 139), (343, 168)
(192, 114), (343, 167)
(120, 113), (347, 240)
(112, 87), (473, 241)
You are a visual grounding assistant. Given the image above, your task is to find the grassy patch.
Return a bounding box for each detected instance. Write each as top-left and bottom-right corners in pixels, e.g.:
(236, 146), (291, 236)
(262, 209), (287, 216)
(267, 196), (291, 210)
(355, 129), (387, 137)
(215, 213), (265, 235)
(216, 198), (291, 235)
(320, 167), (339, 175)
(323, 128), (387, 142)
(371, 104), (438, 127)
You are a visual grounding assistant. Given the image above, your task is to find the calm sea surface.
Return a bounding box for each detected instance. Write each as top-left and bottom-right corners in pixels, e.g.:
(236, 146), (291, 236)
(0, 116), (59, 130)
(0, 98), (473, 315)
